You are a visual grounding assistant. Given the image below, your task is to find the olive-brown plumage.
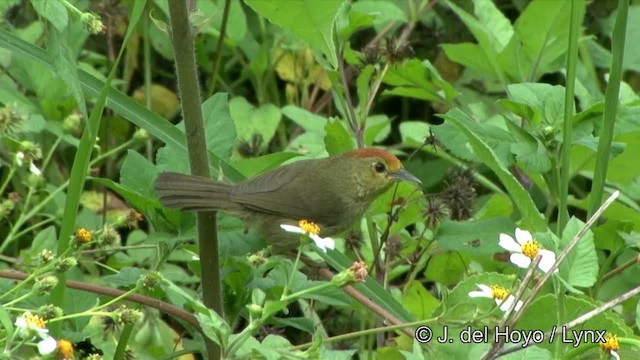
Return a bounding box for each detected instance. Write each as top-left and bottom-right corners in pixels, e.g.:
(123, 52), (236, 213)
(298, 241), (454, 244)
(155, 148), (421, 252)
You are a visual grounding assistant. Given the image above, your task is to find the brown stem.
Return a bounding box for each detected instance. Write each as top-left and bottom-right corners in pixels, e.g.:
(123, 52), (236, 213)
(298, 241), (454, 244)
(0, 270), (200, 330)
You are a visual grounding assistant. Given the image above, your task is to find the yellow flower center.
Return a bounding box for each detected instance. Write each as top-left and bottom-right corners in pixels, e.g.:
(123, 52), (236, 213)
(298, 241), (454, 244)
(490, 285), (509, 300)
(600, 334), (619, 352)
(25, 313), (46, 329)
(521, 240), (541, 259)
(74, 228), (93, 243)
(57, 339), (74, 358)
(298, 220), (320, 236)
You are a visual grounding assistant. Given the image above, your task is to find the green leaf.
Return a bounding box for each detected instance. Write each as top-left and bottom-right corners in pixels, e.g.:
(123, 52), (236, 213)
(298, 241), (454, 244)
(230, 97), (281, 154)
(402, 281), (440, 319)
(437, 218), (517, 256)
(47, 27), (87, 118)
(559, 217), (599, 289)
(500, 0), (584, 80)
(120, 150), (159, 198)
(350, 0), (407, 25)
(104, 267), (145, 287)
(201, 93), (237, 161)
(440, 109), (546, 232)
(441, 43), (495, 76)
(364, 115), (391, 145)
(0, 305), (13, 340)
(232, 152), (301, 178)
(382, 59), (453, 102)
(504, 119), (552, 172)
(324, 119), (355, 155)
(424, 252), (469, 286)
(399, 121), (430, 147)
(504, 83), (566, 127)
(30, 0), (68, 32)
(198, 311), (231, 348)
(244, 0), (344, 69)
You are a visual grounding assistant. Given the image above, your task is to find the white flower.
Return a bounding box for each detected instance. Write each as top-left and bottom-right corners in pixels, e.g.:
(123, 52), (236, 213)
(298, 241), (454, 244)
(499, 228), (558, 273)
(468, 284), (523, 312)
(14, 312), (57, 355)
(280, 220), (335, 252)
(37, 335), (57, 355)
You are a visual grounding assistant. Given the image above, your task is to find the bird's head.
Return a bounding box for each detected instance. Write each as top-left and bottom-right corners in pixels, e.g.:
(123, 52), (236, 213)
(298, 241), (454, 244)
(344, 148), (421, 199)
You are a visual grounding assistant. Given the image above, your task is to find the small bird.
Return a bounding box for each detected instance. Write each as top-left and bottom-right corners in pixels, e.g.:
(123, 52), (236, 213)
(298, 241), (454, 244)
(154, 148), (421, 252)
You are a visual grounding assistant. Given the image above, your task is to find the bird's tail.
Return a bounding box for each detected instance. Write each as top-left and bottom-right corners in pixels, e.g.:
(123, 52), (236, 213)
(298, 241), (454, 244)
(155, 172), (238, 211)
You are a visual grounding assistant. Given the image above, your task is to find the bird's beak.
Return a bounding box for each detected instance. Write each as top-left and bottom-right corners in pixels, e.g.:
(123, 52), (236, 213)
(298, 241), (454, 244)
(390, 168), (422, 184)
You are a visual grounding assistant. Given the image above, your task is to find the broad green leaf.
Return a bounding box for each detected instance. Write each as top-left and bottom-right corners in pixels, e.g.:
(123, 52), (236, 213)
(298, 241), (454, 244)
(351, 0), (407, 25)
(504, 83), (566, 127)
(30, 0), (68, 32)
(441, 43), (495, 76)
(47, 27), (87, 118)
(402, 280), (439, 319)
(232, 152), (301, 178)
(120, 150), (159, 198)
(201, 93), (237, 161)
(437, 218), (516, 256)
(244, 0), (344, 69)
(503, 119), (552, 172)
(559, 217), (599, 289)
(382, 59), (450, 102)
(230, 96), (281, 154)
(399, 121), (430, 147)
(425, 252), (470, 286)
(104, 267), (145, 287)
(364, 115), (391, 145)
(441, 109), (546, 232)
(324, 119), (355, 155)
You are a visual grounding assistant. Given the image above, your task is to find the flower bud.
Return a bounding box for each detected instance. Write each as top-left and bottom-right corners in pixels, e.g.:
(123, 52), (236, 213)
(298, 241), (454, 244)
(138, 272), (161, 291)
(97, 225), (120, 247)
(39, 249), (55, 265)
(55, 257), (78, 272)
(38, 304), (64, 320)
(62, 111), (83, 135)
(114, 306), (143, 325)
(26, 173), (45, 189)
(35, 276), (59, 295)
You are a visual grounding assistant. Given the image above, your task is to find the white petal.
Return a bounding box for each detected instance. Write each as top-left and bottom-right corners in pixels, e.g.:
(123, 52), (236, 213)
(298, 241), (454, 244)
(311, 234), (334, 252)
(610, 350), (620, 360)
(29, 162), (41, 176)
(15, 152), (24, 166)
(15, 316), (27, 328)
(280, 224), (304, 235)
(514, 299), (524, 311)
(499, 233), (521, 252)
(514, 228), (533, 245)
(37, 336), (57, 355)
(497, 296), (515, 311)
(538, 249), (558, 273)
(468, 284), (492, 298)
(510, 253), (532, 269)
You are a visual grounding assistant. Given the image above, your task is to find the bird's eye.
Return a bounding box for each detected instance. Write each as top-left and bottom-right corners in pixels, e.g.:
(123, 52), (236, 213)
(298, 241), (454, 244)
(373, 162), (386, 173)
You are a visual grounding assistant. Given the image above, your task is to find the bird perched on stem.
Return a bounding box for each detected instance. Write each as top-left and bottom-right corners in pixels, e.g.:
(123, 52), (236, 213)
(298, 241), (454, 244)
(155, 148), (421, 253)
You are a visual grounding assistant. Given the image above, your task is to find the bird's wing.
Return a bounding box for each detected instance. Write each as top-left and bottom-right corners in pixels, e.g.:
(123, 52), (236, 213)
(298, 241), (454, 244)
(230, 160), (337, 224)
